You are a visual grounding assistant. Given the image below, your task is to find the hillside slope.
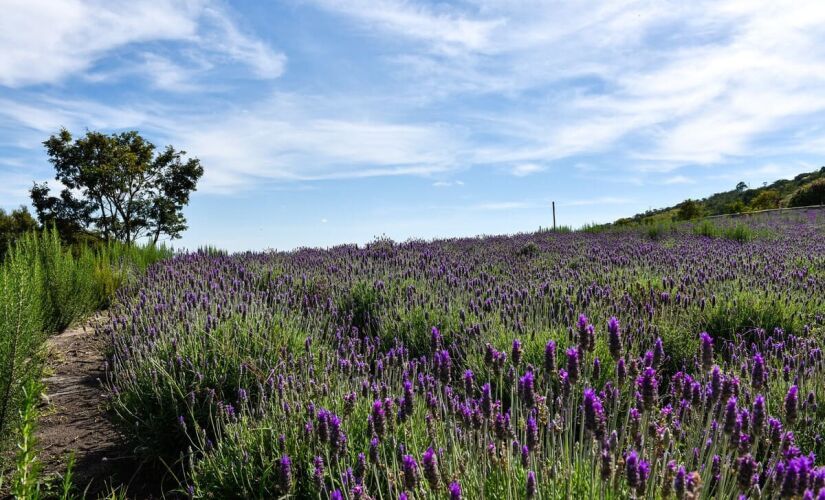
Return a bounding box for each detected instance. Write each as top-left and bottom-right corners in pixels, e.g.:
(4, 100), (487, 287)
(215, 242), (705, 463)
(617, 166), (825, 225)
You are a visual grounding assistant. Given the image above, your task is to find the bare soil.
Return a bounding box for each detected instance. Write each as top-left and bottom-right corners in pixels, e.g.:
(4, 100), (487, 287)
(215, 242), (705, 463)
(36, 315), (165, 498)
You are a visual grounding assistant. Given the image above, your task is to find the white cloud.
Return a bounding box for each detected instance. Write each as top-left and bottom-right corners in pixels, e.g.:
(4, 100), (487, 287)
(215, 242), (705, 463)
(306, 0), (502, 53)
(3, 0), (825, 197)
(312, 0), (825, 170)
(510, 163), (545, 177)
(0, 0), (284, 88)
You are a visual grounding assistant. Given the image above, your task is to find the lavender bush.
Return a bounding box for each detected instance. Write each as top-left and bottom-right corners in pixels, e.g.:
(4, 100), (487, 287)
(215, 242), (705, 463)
(103, 211), (825, 498)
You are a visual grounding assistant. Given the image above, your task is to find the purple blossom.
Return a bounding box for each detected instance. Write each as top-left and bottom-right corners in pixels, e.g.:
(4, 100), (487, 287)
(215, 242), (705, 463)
(700, 332), (714, 370)
(607, 316), (622, 360)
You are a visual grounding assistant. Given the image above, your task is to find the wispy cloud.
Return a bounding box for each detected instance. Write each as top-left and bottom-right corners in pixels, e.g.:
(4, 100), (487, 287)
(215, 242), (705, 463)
(509, 163), (545, 177)
(2, 0), (824, 203)
(0, 0), (284, 88)
(305, 0), (502, 53)
(433, 180), (464, 188)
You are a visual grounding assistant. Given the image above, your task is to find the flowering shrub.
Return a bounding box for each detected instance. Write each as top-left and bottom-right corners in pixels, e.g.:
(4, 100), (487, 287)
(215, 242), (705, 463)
(103, 211), (825, 498)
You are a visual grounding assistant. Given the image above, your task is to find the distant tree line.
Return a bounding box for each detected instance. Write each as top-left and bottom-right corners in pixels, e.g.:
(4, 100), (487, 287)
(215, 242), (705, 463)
(1, 129), (203, 259)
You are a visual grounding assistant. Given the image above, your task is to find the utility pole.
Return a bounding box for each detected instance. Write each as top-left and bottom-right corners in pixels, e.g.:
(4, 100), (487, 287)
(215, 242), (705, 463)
(552, 201), (556, 232)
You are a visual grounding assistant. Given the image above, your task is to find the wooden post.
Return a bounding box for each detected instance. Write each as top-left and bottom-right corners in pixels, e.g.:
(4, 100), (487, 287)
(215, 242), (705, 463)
(552, 201), (556, 232)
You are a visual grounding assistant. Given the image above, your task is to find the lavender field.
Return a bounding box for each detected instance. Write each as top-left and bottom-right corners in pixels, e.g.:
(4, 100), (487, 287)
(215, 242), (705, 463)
(103, 211), (824, 499)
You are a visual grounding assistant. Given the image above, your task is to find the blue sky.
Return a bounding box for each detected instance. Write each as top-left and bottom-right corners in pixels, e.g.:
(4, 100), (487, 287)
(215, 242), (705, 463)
(2, 0), (825, 251)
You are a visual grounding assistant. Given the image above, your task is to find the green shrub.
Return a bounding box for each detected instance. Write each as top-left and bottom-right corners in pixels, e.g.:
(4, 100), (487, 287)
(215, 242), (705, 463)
(789, 178), (825, 207)
(720, 224), (754, 242)
(693, 220), (719, 238)
(337, 281), (380, 336)
(698, 291), (805, 343)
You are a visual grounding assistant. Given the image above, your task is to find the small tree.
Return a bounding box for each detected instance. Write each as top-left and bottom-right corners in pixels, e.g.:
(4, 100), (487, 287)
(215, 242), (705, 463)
(676, 199), (702, 220)
(749, 189), (781, 211)
(735, 181), (748, 192)
(30, 129), (203, 244)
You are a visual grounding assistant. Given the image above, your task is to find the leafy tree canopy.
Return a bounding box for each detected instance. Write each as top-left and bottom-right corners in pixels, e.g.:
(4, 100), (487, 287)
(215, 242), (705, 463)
(0, 206), (38, 259)
(30, 129), (203, 244)
(749, 189), (781, 211)
(676, 199), (702, 220)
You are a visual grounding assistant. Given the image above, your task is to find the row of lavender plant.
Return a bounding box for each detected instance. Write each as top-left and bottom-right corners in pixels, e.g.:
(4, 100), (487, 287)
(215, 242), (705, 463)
(103, 210), (824, 498)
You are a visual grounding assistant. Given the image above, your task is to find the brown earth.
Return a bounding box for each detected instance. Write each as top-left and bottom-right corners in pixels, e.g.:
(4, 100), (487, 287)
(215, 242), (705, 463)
(36, 315), (167, 499)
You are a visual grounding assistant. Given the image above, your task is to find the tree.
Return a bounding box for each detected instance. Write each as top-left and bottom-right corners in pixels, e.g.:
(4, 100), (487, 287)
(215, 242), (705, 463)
(30, 129), (203, 244)
(736, 181), (748, 192)
(788, 179), (825, 207)
(0, 206), (38, 259)
(727, 200), (746, 214)
(749, 189), (781, 211)
(676, 199), (702, 220)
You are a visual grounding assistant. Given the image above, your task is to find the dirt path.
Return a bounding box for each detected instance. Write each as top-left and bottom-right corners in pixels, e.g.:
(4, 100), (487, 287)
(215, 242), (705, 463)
(37, 314), (156, 498)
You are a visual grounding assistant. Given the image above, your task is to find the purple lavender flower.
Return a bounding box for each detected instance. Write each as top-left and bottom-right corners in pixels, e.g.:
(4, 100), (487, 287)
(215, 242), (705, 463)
(583, 388), (605, 438)
(448, 481), (462, 500)
(710, 365), (723, 400)
(769, 417), (783, 445)
(313, 456), (325, 487)
(617, 358), (627, 385)
(422, 447), (439, 489)
(431, 326), (442, 350)
(700, 332), (714, 371)
(607, 316), (622, 360)
(724, 397), (738, 435)
(600, 448), (612, 481)
(512, 338), (523, 366)
(782, 460), (799, 498)
(526, 470), (537, 498)
(354, 452), (367, 483)
(626, 451), (640, 489)
(737, 454), (757, 491)
(566, 347), (580, 384)
(372, 400), (386, 438)
(637, 368), (658, 409)
(519, 369), (536, 408)
(674, 465), (686, 499)
(402, 454), (419, 490)
(751, 353), (767, 389)
(786, 385), (799, 424)
(544, 340), (557, 373)
(753, 394), (766, 435)
(653, 337), (665, 367)
(434, 349), (452, 383)
(278, 454), (292, 492)
(480, 383), (493, 418)
(369, 437), (380, 463)
(526, 415), (539, 451)
(637, 459), (651, 495)
(463, 369), (474, 395)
